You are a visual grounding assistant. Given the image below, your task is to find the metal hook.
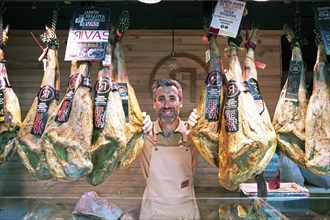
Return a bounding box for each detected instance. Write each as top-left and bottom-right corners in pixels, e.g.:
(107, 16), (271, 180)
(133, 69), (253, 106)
(55, 0), (60, 10)
(0, 0), (5, 14)
(32, 1), (37, 10)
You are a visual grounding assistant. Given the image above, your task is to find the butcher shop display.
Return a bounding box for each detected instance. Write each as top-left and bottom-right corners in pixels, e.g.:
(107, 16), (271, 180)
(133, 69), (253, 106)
(190, 23), (224, 168)
(272, 24), (308, 167)
(112, 10), (145, 170)
(242, 24), (277, 176)
(218, 33), (273, 191)
(0, 22), (21, 165)
(87, 36), (127, 186)
(16, 10), (60, 180)
(305, 33), (330, 175)
(42, 60), (93, 180)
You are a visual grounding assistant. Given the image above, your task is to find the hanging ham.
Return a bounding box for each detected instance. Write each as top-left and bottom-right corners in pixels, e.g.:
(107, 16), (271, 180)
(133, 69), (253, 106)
(305, 40), (330, 175)
(0, 24), (21, 165)
(42, 61), (93, 180)
(16, 24), (60, 180)
(272, 24), (307, 167)
(191, 28), (223, 168)
(86, 41), (127, 186)
(112, 10), (145, 170)
(218, 35), (272, 191)
(242, 25), (277, 175)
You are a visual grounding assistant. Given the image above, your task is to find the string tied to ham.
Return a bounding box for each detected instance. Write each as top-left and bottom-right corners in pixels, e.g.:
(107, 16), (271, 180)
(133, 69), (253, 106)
(40, 8), (59, 50)
(224, 43), (245, 59)
(244, 38), (256, 51)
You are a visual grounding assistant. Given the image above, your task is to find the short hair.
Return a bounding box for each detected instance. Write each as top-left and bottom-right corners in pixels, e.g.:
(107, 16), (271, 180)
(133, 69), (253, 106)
(152, 79), (183, 101)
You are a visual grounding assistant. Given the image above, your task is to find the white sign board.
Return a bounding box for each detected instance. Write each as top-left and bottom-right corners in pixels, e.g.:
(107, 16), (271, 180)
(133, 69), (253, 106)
(209, 0), (246, 38)
(65, 8), (111, 61)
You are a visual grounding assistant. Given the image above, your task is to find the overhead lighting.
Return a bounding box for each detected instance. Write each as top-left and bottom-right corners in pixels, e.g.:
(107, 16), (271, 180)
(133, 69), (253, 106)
(138, 0), (161, 4)
(166, 21), (180, 75)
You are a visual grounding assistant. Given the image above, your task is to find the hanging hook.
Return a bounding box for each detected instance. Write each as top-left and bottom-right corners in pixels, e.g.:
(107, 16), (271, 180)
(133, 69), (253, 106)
(32, 1), (37, 10)
(0, 0), (4, 12)
(55, 0), (60, 10)
(171, 16), (177, 56)
(0, 0), (6, 14)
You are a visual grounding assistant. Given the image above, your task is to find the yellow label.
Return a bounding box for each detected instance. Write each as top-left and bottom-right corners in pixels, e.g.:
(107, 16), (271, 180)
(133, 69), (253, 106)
(237, 204), (247, 217)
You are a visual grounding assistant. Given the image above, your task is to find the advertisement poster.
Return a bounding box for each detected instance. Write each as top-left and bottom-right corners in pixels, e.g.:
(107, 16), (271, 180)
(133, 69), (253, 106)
(209, 0), (246, 38)
(65, 8), (111, 61)
(314, 3), (330, 55)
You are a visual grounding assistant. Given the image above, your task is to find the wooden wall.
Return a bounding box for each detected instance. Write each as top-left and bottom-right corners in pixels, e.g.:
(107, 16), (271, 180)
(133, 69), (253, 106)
(0, 29), (282, 217)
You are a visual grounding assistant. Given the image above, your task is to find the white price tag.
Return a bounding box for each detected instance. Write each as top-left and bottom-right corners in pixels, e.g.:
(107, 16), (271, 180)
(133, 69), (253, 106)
(225, 69), (233, 81)
(205, 49), (211, 63)
(102, 54), (111, 66)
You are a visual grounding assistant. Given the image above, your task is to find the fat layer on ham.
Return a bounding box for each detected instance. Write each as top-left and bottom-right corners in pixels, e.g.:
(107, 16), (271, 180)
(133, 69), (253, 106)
(0, 25), (22, 165)
(305, 42), (330, 175)
(191, 32), (223, 168)
(87, 42), (127, 186)
(272, 24), (307, 167)
(42, 61), (93, 180)
(218, 35), (273, 191)
(16, 26), (60, 180)
(242, 25), (277, 176)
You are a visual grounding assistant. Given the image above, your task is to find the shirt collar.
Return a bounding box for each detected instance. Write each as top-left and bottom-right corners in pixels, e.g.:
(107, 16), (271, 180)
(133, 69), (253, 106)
(154, 118), (185, 135)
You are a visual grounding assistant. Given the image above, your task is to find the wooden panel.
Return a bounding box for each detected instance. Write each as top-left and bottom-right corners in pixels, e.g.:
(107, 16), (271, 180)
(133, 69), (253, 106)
(1, 29), (282, 204)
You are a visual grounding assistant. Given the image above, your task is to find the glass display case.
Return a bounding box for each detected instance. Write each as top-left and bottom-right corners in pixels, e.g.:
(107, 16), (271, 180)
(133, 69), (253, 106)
(0, 190), (329, 219)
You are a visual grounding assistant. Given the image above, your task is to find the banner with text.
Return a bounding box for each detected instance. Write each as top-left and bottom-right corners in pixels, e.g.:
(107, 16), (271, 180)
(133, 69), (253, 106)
(209, 0), (246, 38)
(65, 8), (111, 61)
(314, 3), (330, 55)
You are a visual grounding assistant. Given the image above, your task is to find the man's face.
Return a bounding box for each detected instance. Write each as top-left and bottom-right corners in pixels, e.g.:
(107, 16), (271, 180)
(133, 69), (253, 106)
(153, 85), (183, 124)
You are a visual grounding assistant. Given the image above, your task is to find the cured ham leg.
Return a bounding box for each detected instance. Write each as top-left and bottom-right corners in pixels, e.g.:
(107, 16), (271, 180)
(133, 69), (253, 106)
(191, 30), (223, 167)
(16, 26), (60, 180)
(305, 41), (330, 175)
(42, 61), (93, 180)
(242, 25), (277, 175)
(111, 11), (144, 170)
(86, 42), (126, 186)
(272, 24), (307, 167)
(0, 25), (21, 165)
(218, 35), (271, 191)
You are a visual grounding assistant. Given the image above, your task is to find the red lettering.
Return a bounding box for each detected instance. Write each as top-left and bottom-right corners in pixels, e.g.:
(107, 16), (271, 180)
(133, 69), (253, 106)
(102, 31), (109, 40)
(93, 31), (101, 40)
(84, 30), (94, 40)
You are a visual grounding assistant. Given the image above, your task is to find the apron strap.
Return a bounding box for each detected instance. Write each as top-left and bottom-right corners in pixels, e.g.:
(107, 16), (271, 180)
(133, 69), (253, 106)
(152, 122), (158, 143)
(181, 122), (188, 143)
(152, 121), (188, 143)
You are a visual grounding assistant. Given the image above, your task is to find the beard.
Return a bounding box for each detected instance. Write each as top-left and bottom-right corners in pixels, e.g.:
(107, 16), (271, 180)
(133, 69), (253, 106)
(157, 107), (178, 123)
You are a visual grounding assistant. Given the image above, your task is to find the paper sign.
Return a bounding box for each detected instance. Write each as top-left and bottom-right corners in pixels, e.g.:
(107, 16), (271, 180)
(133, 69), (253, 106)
(209, 0), (246, 38)
(65, 8), (111, 61)
(314, 3), (330, 55)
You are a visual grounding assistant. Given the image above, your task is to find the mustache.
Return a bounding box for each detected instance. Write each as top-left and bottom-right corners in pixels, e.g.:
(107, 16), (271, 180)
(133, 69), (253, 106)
(160, 107), (175, 111)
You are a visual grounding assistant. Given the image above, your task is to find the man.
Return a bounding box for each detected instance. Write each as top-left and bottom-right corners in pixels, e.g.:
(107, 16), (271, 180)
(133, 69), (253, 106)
(139, 79), (201, 219)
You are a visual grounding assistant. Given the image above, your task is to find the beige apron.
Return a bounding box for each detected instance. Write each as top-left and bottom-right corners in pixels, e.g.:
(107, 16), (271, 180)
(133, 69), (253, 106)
(139, 129), (201, 220)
